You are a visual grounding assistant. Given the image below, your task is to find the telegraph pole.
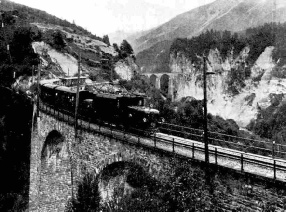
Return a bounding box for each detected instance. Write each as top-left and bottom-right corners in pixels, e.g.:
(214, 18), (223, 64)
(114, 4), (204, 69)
(70, 53), (81, 200)
(203, 55), (209, 165)
(74, 53), (81, 139)
(37, 65), (40, 117)
(203, 55), (215, 187)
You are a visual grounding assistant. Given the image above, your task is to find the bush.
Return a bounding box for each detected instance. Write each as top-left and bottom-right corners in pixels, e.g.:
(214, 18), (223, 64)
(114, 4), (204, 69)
(103, 161), (228, 212)
(65, 173), (100, 212)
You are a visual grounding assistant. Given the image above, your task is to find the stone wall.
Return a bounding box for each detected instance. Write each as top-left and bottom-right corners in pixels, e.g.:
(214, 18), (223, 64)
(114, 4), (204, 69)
(29, 111), (75, 212)
(29, 109), (286, 211)
(28, 110), (171, 211)
(190, 161), (286, 211)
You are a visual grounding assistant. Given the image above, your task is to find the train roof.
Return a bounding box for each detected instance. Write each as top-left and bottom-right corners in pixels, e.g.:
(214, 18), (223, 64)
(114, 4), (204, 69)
(42, 83), (59, 89)
(59, 76), (87, 80)
(95, 93), (122, 99)
(128, 106), (160, 114)
(40, 79), (60, 85)
(121, 94), (145, 98)
(55, 86), (77, 93)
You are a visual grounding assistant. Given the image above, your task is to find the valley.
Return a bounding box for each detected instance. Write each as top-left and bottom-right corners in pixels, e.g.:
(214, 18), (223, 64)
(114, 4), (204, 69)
(1, 0), (286, 211)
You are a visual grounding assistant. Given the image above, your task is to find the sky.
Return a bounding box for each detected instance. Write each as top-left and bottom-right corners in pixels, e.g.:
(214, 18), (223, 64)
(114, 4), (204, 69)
(11, 0), (215, 37)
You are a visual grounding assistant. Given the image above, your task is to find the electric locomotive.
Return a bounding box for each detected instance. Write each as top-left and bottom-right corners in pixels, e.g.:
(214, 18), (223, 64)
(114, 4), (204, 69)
(90, 91), (160, 131)
(39, 78), (162, 133)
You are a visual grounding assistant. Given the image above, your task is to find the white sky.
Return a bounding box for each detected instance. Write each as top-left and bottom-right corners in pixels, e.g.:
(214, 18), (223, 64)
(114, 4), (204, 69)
(11, 0), (215, 36)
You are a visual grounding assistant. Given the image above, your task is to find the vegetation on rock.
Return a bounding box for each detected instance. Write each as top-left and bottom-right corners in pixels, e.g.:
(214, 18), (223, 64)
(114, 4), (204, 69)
(0, 87), (33, 212)
(247, 94), (286, 154)
(67, 158), (286, 211)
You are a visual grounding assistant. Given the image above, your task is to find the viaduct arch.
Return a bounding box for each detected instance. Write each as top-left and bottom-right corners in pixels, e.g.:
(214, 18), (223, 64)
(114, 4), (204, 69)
(141, 73), (178, 101)
(29, 103), (286, 211)
(29, 110), (171, 212)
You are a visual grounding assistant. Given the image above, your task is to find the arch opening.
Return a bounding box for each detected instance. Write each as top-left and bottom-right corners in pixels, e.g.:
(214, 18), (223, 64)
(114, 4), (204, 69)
(98, 161), (156, 203)
(41, 130), (65, 159)
(67, 160), (161, 211)
(160, 74), (170, 96)
(150, 74), (158, 88)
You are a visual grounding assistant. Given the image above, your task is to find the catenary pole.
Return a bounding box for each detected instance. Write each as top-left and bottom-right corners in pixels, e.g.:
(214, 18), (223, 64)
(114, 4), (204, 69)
(74, 53), (81, 139)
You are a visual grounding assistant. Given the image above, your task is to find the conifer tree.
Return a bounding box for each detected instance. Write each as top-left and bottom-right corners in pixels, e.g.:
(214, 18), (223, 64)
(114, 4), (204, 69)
(120, 39), (134, 56)
(102, 35), (110, 46)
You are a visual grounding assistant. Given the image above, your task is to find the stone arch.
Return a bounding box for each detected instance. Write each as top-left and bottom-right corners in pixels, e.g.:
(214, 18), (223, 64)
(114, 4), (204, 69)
(41, 130), (65, 159)
(160, 74), (170, 95)
(150, 74), (158, 88)
(98, 160), (155, 203)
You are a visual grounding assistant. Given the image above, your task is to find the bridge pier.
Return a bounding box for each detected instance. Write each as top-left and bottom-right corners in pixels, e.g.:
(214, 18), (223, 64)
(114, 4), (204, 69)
(168, 77), (174, 101)
(142, 73), (178, 101)
(155, 77), (160, 90)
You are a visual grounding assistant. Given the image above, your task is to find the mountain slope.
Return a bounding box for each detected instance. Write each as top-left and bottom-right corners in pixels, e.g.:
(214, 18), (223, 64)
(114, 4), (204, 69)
(132, 0), (286, 55)
(0, 0), (139, 90)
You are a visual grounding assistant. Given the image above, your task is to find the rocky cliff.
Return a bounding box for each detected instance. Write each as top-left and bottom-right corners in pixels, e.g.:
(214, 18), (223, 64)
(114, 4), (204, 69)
(171, 46), (286, 127)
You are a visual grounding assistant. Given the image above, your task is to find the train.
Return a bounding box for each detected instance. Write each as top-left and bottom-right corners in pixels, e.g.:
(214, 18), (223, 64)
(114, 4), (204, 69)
(39, 77), (162, 133)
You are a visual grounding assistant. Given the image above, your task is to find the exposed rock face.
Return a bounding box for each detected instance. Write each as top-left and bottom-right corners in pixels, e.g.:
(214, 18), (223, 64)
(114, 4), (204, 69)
(171, 46), (286, 127)
(32, 41), (78, 77)
(114, 57), (139, 80)
(32, 41), (137, 81)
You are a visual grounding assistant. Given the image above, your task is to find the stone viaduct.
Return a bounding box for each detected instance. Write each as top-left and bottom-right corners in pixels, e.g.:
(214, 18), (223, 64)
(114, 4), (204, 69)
(29, 105), (286, 211)
(141, 72), (180, 101)
(28, 106), (173, 212)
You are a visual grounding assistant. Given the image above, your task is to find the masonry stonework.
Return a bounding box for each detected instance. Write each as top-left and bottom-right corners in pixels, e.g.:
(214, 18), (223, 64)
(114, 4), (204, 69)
(29, 110), (171, 211)
(29, 109), (286, 211)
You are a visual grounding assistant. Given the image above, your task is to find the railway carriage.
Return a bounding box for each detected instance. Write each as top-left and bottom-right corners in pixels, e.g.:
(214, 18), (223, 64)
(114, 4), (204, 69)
(40, 83), (93, 113)
(39, 78), (162, 133)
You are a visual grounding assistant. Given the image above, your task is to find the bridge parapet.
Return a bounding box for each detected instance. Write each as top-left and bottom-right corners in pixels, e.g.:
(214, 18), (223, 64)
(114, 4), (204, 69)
(29, 104), (286, 211)
(29, 107), (170, 211)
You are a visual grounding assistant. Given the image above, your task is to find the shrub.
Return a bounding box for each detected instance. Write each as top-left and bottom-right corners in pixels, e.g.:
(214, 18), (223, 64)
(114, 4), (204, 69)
(65, 173), (100, 212)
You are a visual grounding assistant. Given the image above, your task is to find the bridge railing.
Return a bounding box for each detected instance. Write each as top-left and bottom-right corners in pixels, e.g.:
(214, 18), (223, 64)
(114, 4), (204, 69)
(158, 122), (286, 159)
(39, 102), (286, 182)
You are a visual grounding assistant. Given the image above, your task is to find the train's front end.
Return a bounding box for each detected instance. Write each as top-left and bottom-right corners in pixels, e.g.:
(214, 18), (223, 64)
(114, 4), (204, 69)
(127, 106), (162, 133)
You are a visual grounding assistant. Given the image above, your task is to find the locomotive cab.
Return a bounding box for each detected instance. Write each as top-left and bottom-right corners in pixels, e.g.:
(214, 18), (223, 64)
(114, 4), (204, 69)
(126, 106), (160, 130)
(80, 99), (94, 117)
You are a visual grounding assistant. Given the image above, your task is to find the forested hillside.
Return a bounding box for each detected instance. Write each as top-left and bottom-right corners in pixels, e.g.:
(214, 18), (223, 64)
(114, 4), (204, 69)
(170, 23), (286, 67)
(137, 23), (286, 73)
(136, 40), (172, 73)
(0, 0), (101, 39)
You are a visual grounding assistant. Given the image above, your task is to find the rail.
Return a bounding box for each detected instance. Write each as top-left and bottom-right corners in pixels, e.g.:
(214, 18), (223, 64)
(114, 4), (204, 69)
(158, 122), (286, 159)
(39, 102), (286, 182)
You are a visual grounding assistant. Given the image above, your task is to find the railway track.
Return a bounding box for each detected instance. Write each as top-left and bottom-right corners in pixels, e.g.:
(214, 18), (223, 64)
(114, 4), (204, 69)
(39, 103), (286, 182)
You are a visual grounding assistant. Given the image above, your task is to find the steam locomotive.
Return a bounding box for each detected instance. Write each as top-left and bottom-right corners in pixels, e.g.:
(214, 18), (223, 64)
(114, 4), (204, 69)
(39, 77), (162, 132)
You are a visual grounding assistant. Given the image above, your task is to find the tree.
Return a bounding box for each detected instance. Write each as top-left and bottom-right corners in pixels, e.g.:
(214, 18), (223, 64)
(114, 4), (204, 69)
(0, 25), (40, 87)
(10, 27), (40, 64)
(102, 35), (110, 46)
(52, 30), (67, 50)
(120, 39), (134, 58)
(113, 43), (122, 60)
(113, 43), (120, 52)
